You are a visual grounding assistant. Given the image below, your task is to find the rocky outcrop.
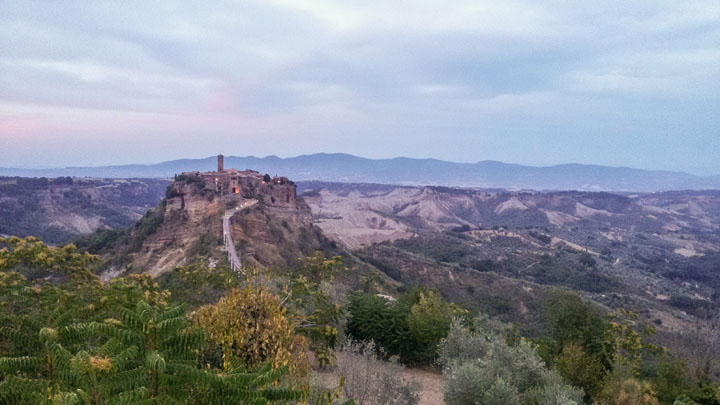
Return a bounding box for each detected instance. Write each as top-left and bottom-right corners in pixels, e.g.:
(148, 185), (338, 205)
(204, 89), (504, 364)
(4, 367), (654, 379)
(105, 172), (324, 278)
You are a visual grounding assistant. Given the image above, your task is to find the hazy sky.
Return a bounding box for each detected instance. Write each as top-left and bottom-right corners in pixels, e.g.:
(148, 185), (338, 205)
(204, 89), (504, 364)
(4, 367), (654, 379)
(1, 1), (719, 172)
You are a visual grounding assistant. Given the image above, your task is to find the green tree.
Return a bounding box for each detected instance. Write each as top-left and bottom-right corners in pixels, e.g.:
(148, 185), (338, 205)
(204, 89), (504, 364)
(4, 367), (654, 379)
(347, 288), (456, 365)
(554, 343), (607, 400)
(0, 299), (305, 404)
(407, 290), (453, 363)
(284, 252), (345, 367)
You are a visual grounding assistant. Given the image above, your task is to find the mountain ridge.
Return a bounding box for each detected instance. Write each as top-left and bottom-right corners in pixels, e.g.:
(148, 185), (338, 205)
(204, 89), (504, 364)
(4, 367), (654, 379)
(2, 153), (720, 192)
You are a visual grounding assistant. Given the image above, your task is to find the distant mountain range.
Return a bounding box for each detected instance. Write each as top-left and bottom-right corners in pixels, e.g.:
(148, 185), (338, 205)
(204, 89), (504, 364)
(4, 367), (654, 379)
(2, 153), (720, 192)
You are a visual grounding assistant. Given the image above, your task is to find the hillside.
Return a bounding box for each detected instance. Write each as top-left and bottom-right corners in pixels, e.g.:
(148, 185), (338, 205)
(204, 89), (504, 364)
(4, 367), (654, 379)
(91, 171), (333, 279)
(3, 175), (720, 402)
(0, 177), (168, 243)
(298, 182), (720, 250)
(299, 182), (720, 351)
(3, 153), (720, 191)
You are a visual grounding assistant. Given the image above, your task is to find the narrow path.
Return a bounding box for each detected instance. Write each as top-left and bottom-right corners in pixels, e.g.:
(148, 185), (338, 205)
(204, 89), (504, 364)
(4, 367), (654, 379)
(223, 199), (258, 272)
(402, 368), (444, 405)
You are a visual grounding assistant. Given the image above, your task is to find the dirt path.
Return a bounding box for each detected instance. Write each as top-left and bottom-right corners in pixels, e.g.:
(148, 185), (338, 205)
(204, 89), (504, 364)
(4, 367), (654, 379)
(222, 199), (257, 272)
(403, 368), (444, 405)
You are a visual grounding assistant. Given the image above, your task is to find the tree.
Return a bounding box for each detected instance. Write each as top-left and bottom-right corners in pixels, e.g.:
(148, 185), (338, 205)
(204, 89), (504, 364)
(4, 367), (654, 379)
(192, 286), (301, 372)
(347, 288), (459, 365)
(1, 299), (305, 404)
(278, 252), (346, 367)
(407, 290), (453, 363)
(0, 237), (306, 403)
(0, 236), (98, 281)
(554, 343), (607, 400)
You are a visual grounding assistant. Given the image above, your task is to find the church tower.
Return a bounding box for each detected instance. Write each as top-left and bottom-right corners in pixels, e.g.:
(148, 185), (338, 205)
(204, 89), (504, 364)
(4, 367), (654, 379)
(217, 154), (224, 172)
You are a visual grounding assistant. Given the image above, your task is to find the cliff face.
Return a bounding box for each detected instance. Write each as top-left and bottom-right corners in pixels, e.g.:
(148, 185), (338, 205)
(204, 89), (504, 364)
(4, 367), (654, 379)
(228, 194), (325, 270)
(105, 173), (325, 278)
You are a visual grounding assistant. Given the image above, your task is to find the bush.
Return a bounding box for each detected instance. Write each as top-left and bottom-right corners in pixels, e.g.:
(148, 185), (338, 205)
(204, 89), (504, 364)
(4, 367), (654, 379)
(165, 184), (180, 199)
(439, 318), (584, 405)
(529, 230), (552, 244)
(597, 364), (660, 405)
(450, 224), (471, 233)
(74, 228), (126, 254)
(335, 340), (420, 405)
(187, 231), (218, 257)
(346, 292), (410, 360)
(407, 290), (454, 362)
(192, 286), (303, 372)
(175, 173), (205, 186)
(579, 252), (597, 267)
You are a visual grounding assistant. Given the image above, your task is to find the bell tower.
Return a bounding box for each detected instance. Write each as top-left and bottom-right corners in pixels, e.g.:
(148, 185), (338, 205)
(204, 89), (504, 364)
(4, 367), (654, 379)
(217, 154), (224, 172)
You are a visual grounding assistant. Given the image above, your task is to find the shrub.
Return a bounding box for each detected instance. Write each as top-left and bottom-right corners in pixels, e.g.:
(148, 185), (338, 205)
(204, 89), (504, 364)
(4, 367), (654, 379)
(439, 318), (584, 405)
(443, 361), (488, 405)
(579, 252), (597, 267)
(165, 184), (180, 199)
(554, 343), (607, 400)
(187, 231), (217, 257)
(450, 224), (471, 233)
(128, 205), (166, 252)
(192, 286), (302, 372)
(158, 259), (242, 308)
(335, 340), (420, 405)
(0, 298), (305, 403)
(74, 228), (126, 254)
(597, 364), (660, 405)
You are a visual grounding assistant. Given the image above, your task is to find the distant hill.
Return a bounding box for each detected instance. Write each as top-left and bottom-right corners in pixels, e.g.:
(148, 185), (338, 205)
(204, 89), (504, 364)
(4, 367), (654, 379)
(0, 177), (168, 243)
(2, 153), (720, 192)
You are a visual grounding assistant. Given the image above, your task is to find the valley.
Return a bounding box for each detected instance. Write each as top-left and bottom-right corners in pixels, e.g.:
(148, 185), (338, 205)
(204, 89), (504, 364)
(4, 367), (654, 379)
(3, 2), (717, 402)
(300, 182), (720, 333)
(2, 172), (720, 403)
(0, 177), (168, 243)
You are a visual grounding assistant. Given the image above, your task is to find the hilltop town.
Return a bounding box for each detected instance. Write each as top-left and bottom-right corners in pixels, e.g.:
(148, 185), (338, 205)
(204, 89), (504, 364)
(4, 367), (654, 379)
(179, 154), (296, 205)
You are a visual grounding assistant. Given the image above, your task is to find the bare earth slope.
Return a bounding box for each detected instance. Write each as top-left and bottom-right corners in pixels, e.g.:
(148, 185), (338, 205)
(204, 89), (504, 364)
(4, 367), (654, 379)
(300, 182), (720, 341)
(299, 182), (720, 251)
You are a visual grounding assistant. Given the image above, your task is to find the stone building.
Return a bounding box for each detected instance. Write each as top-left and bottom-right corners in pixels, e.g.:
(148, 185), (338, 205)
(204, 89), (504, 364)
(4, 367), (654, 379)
(180, 155), (295, 204)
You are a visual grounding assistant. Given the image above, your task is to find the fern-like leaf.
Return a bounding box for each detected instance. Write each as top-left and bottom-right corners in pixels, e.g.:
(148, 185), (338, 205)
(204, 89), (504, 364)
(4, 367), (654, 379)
(0, 355), (43, 373)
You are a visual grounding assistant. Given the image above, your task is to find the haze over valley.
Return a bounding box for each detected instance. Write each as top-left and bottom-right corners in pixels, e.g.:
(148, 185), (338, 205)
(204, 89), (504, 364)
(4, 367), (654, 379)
(3, 153), (720, 192)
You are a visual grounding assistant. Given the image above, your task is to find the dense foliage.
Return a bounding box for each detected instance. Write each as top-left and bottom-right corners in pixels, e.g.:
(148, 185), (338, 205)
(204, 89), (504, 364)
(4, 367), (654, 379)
(0, 237), (305, 404)
(438, 317), (584, 405)
(193, 285), (301, 372)
(2, 235), (719, 404)
(346, 289), (458, 365)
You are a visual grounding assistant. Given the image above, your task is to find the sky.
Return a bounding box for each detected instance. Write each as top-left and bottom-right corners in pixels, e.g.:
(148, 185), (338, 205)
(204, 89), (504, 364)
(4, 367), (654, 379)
(0, 1), (719, 174)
